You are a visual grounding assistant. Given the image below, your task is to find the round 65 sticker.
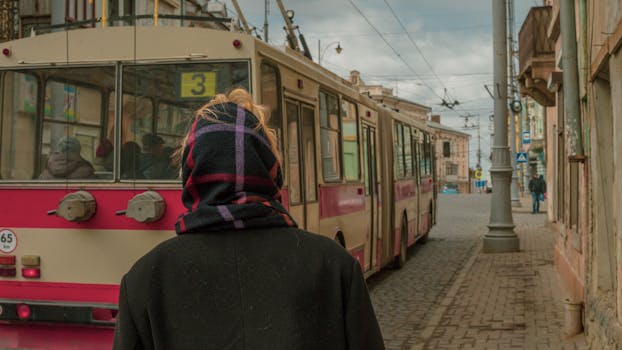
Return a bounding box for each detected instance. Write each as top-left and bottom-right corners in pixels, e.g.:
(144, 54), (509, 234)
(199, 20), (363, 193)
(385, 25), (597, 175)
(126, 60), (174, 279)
(0, 229), (17, 253)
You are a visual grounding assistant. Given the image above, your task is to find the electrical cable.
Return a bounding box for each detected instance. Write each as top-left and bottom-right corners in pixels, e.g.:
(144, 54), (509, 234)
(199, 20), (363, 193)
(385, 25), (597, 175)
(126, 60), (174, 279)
(345, 0), (445, 101)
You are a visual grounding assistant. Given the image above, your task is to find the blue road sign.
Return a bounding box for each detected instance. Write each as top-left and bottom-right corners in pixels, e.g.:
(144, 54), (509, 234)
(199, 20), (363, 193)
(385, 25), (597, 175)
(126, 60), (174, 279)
(516, 152), (528, 163)
(475, 180), (487, 188)
(522, 131), (531, 144)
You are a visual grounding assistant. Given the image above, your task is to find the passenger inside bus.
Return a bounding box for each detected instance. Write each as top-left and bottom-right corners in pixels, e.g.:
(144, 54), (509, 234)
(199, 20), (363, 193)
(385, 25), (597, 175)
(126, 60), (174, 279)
(120, 141), (142, 179)
(139, 133), (168, 179)
(94, 138), (114, 172)
(39, 136), (96, 180)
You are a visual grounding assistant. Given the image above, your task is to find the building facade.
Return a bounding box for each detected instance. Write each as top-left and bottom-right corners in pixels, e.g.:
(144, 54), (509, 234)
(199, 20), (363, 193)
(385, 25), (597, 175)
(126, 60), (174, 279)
(519, 96), (546, 193)
(428, 115), (471, 194)
(519, 1), (622, 347)
(349, 70), (430, 122)
(0, 0), (229, 41)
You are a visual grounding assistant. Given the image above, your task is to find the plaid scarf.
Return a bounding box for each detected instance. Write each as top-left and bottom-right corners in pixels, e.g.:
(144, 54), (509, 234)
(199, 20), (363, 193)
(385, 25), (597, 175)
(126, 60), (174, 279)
(175, 102), (297, 234)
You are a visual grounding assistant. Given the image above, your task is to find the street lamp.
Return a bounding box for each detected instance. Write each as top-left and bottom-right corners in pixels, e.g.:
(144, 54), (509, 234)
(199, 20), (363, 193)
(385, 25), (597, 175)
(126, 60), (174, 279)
(318, 40), (343, 66)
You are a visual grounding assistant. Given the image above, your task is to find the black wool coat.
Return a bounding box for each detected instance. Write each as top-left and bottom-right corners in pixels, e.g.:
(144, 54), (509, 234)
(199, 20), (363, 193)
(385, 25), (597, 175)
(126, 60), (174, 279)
(113, 227), (385, 350)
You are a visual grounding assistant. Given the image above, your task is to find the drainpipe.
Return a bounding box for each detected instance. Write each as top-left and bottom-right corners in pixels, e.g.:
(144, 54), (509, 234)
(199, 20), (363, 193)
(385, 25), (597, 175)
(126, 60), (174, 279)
(560, 0), (585, 161)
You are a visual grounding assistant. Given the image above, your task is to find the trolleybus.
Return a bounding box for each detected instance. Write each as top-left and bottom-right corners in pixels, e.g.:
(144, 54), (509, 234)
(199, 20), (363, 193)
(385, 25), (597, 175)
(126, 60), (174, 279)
(0, 11), (436, 349)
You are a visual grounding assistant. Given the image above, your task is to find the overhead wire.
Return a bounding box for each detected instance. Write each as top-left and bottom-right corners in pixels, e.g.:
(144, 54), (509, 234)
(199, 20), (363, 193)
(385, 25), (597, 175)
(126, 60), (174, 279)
(345, 0), (445, 101)
(382, 0), (452, 98)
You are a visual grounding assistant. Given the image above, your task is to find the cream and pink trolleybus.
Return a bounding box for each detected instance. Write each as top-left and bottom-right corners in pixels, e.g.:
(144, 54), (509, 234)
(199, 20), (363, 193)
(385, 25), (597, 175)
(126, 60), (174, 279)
(0, 5), (436, 348)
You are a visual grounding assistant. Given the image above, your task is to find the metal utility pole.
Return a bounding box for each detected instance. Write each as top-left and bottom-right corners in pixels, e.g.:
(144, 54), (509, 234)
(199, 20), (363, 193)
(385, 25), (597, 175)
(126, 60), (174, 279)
(560, 0), (584, 159)
(507, 0), (521, 207)
(483, 0), (518, 253)
(461, 115), (482, 168)
(264, 0), (269, 43)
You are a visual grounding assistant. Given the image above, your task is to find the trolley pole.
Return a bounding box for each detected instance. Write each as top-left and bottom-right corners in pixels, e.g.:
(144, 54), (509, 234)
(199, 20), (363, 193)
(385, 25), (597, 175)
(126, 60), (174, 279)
(483, 0), (518, 253)
(264, 0), (269, 43)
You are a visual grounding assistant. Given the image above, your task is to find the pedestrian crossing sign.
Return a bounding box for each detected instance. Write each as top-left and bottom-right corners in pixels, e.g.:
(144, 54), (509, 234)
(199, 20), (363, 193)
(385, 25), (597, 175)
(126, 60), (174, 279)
(516, 152), (528, 163)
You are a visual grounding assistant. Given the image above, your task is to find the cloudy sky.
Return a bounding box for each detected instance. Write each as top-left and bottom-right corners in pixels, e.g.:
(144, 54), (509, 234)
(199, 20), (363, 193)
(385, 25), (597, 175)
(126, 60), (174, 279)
(225, 0), (537, 172)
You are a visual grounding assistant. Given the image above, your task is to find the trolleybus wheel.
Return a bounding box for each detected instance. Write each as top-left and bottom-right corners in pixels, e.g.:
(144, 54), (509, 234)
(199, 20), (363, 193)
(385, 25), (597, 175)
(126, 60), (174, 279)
(393, 217), (408, 269)
(419, 204), (433, 244)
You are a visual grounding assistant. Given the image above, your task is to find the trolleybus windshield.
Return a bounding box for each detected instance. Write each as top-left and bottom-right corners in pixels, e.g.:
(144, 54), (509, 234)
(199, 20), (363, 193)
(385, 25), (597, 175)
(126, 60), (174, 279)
(0, 61), (250, 182)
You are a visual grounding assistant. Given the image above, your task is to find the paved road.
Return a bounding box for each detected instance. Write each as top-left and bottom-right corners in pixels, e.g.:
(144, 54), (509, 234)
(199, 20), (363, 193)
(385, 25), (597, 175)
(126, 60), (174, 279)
(367, 193), (491, 350)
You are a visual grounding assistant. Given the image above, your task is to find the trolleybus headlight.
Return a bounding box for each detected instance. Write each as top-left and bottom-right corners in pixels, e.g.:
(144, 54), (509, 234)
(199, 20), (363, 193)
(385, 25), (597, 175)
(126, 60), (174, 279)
(22, 267), (41, 279)
(16, 303), (30, 320)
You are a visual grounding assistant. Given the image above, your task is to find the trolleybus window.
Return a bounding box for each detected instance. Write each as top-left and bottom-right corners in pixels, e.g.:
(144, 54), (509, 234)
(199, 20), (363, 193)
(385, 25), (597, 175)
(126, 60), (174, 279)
(319, 91), (341, 182)
(0, 67), (116, 181)
(1, 72), (38, 180)
(120, 62), (249, 180)
(260, 63), (282, 156)
(341, 99), (359, 181)
(404, 125), (413, 177)
(301, 105), (317, 201)
(286, 101), (302, 203)
(395, 122), (404, 179)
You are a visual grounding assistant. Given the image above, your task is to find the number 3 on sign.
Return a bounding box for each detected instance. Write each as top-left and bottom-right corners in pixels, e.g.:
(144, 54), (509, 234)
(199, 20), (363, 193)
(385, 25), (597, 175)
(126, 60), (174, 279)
(180, 72), (216, 98)
(0, 229), (17, 253)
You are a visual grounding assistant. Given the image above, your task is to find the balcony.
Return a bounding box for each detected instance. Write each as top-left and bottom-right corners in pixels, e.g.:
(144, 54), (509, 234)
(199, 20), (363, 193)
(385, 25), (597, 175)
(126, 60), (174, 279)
(518, 6), (556, 106)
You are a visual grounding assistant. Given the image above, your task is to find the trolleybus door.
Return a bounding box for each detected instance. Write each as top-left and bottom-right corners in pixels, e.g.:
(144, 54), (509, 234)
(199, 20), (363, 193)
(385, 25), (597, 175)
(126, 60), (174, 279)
(362, 124), (379, 271)
(285, 100), (318, 232)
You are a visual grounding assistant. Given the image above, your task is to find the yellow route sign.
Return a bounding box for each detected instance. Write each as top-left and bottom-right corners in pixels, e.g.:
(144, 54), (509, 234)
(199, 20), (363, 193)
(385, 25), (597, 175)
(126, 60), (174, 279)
(179, 71), (216, 98)
(474, 169), (483, 180)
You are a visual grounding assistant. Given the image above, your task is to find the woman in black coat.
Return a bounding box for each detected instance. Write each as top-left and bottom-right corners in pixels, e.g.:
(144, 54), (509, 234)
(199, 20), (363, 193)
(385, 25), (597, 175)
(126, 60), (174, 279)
(113, 89), (384, 350)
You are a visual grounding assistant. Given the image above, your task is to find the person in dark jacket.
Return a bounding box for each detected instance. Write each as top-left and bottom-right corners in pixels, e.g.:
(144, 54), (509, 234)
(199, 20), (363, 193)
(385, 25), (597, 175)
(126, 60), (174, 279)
(39, 136), (96, 180)
(113, 88), (385, 350)
(528, 173), (545, 213)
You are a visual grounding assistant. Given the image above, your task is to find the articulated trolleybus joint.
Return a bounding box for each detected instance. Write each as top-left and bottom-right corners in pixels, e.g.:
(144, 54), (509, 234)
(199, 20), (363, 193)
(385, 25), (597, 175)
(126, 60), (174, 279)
(116, 190), (166, 223)
(47, 190), (96, 222)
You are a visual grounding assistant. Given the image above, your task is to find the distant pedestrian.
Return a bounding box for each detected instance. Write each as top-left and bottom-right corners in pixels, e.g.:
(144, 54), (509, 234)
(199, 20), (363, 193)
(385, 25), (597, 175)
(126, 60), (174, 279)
(528, 173), (545, 213)
(113, 88), (385, 350)
(538, 175), (547, 202)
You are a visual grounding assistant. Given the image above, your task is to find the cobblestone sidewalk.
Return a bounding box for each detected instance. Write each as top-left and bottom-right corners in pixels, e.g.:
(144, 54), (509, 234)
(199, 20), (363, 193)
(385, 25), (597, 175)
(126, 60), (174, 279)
(409, 198), (587, 350)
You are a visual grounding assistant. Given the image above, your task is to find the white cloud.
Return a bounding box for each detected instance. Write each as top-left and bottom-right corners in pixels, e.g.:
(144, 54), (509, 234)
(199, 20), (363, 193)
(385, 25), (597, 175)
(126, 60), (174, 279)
(227, 0), (537, 169)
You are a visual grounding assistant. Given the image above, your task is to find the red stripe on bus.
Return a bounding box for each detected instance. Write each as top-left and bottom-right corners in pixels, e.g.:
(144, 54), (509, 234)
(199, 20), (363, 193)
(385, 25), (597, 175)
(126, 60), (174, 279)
(319, 184), (365, 218)
(0, 188), (184, 230)
(394, 179), (417, 201)
(0, 324), (113, 350)
(0, 281), (119, 303)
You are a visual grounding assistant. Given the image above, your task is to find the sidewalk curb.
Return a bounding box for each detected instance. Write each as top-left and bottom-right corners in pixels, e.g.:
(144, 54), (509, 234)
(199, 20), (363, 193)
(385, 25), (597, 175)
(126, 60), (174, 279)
(409, 240), (483, 350)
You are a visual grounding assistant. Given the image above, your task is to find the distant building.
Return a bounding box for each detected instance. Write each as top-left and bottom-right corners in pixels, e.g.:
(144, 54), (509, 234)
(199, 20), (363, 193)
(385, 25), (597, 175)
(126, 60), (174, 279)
(349, 71), (470, 193)
(349, 70), (429, 122)
(1, 1), (230, 41)
(428, 115), (471, 194)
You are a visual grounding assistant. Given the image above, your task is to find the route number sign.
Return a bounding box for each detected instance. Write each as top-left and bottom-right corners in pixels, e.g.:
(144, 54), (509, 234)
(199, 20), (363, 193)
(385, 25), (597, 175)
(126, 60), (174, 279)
(474, 169), (483, 180)
(179, 72), (216, 99)
(0, 229), (17, 253)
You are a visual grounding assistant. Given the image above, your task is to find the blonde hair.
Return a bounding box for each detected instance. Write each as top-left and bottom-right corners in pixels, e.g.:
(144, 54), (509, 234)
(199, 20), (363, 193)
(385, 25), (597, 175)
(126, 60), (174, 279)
(176, 88), (281, 166)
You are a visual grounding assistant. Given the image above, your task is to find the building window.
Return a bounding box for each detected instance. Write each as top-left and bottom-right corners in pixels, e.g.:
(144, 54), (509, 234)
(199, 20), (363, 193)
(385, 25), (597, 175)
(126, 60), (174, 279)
(446, 163), (458, 176)
(443, 141), (450, 157)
